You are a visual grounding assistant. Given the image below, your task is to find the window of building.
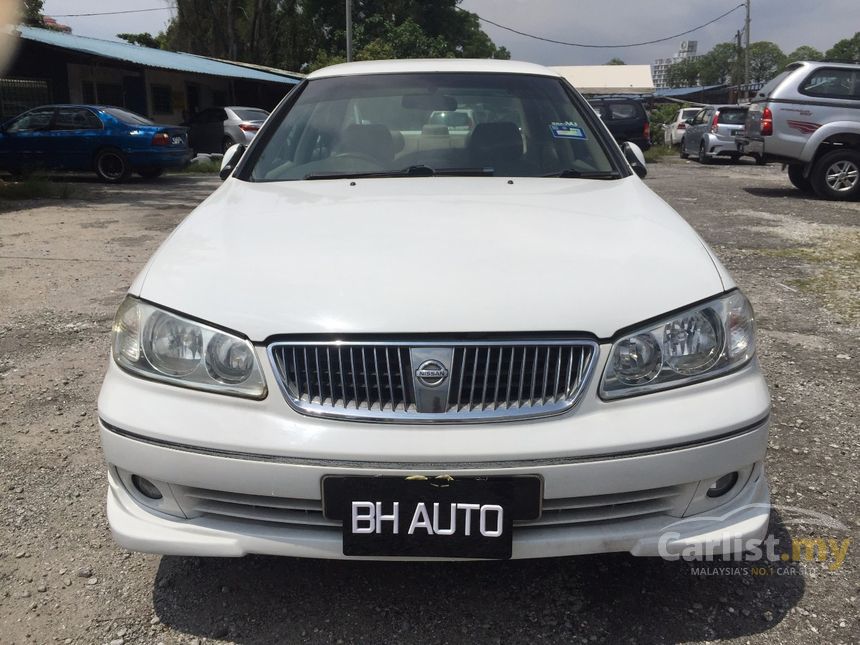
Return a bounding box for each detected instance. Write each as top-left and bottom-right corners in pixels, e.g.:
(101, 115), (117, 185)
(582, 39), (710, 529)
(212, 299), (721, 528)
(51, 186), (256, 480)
(81, 81), (124, 107)
(151, 84), (173, 114)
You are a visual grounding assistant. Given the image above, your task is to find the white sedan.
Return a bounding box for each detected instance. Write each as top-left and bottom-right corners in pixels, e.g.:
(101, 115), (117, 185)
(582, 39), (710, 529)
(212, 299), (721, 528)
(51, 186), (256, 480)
(665, 106), (702, 146)
(99, 59), (770, 561)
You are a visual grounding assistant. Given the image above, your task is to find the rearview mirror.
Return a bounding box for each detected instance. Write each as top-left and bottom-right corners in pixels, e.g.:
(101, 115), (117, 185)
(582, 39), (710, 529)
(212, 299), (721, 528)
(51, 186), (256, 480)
(622, 141), (647, 178)
(220, 143), (246, 180)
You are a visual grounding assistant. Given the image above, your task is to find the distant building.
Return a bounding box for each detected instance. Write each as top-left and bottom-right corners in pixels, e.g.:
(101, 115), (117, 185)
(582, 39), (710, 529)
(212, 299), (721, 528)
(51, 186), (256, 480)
(1, 26), (302, 122)
(652, 40), (701, 89)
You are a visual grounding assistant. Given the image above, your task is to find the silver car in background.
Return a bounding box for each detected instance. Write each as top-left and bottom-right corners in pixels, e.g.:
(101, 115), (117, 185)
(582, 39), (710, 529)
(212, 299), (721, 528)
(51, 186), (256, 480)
(186, 106), (269, 154)
(680, 105), (751, 163)
(737, 61), (860, 200)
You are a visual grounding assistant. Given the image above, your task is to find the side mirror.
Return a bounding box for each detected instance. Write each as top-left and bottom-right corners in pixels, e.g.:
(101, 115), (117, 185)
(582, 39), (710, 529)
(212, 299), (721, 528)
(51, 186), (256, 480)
(220, 143), (246, 180)
(684, 118), (695, 125)
(622, 141), (647, 178)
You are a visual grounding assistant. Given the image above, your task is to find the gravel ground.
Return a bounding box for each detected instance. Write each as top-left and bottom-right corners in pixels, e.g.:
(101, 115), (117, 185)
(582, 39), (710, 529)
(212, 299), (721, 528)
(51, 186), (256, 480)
(0, 161), (857, 645)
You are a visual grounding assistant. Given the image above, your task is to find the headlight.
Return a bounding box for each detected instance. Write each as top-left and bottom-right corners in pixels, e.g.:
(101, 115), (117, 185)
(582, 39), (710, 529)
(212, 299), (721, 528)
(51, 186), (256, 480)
(600, 291), (755, 399)
(111, 297), (266, 398)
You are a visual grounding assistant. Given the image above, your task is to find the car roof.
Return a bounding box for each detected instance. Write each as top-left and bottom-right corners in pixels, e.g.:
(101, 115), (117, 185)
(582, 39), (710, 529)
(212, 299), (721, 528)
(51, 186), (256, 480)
(24, 104), (116, 110)
(788, 60), (860, 71)
(307, 58), (560, 80)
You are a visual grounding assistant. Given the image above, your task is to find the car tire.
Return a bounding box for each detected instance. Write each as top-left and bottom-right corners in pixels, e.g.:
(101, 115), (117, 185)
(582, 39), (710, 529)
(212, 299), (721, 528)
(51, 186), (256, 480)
(138, 167), (164, 180)
(222, 136), (236, 153)
(95, 149), (131, 183)
(679, 138), (688, 159)
(787, 164), (813, 193)
(810, 149), (860, 201)
(698, 142), (710, 164)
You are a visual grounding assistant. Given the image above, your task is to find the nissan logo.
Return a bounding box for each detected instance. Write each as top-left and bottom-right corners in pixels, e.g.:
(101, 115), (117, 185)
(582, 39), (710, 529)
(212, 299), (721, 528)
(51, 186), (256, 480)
(415, 360), (449, 387)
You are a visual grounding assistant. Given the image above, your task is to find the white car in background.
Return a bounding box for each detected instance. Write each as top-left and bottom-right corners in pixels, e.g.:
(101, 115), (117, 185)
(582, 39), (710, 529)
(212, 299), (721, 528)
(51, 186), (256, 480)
(99, 59), (770, 561)
(664, 107), (701, 146)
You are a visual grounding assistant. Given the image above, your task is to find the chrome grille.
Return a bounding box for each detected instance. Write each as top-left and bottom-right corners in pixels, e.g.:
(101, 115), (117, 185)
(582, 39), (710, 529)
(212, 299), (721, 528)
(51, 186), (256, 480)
(268, 340), (597, 422)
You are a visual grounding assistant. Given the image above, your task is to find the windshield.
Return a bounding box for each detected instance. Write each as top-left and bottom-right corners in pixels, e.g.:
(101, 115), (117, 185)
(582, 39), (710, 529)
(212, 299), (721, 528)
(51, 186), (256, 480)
(757, 67), (795, 98)
(248, 72), (617, 181)
(233, 108), (269, 122)
(103, 107), (154, 125)
(718, 108), (747, 124)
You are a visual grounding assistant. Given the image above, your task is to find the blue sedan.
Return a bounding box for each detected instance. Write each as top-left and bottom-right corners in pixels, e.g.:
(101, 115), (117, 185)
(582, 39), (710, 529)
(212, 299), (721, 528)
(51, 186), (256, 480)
(0, 105), (192, 182)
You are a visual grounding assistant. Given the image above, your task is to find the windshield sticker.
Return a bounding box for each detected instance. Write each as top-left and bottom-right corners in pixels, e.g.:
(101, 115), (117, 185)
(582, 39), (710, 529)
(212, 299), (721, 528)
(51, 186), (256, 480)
(550, 122), (587, 140)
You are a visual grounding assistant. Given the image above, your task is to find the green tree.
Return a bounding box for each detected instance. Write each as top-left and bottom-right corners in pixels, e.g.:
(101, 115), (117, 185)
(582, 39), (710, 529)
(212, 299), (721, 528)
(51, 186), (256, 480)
(666, 58), (701, 87)
(22, 0), (44, 26)
(697, 42), (741, 84)
(117, 33), (166, 48)
(747, 41), (786, 84)
(139, 0), (508, 73)
(786, 45), (823, 62)
(357, 18), (450, 61)
(825, 32), (860, 62)
(606, 57), (625, 65)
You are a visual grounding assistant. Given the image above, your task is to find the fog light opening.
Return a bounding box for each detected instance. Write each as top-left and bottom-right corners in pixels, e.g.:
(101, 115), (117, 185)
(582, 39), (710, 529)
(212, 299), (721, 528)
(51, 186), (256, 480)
(131, 475), (163, 500)
(706, 472), (739, 498)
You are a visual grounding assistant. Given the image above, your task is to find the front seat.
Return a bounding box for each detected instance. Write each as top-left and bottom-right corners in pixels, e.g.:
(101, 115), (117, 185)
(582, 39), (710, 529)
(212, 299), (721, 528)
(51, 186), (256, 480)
(468, 122), (525, 174)
(335, 123), (395, 166)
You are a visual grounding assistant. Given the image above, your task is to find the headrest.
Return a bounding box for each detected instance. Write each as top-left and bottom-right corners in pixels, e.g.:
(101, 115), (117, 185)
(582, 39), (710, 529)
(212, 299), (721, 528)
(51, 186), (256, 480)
(337, 123), (395, 164)
(469, 122), (523, 163)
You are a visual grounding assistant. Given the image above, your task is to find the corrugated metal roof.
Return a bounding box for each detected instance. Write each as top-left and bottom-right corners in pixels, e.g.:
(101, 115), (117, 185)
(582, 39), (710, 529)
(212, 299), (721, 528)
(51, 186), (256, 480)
(17, 26), (299, 85)
(654, 84), (728, 97)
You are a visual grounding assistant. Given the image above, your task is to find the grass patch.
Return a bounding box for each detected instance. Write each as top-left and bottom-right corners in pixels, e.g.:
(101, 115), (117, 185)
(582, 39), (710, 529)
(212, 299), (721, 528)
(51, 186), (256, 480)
(644, 145), (677, 164)
(756, 232), (860, 322)
(0, 176), (79, 201)
(171, 159), (221, 174)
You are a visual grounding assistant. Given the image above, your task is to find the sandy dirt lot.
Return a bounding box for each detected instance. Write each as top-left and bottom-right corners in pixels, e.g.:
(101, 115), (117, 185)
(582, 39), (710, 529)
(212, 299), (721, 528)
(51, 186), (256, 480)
(1, 162), (858, 645)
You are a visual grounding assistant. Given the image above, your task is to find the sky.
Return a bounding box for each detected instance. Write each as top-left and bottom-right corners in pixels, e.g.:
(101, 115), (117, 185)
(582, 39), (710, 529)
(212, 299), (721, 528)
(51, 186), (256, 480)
(41, 0), (859, 66)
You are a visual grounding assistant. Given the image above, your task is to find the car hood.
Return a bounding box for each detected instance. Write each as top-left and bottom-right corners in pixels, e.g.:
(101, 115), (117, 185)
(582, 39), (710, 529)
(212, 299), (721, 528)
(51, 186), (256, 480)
(133, 176), (728, 341)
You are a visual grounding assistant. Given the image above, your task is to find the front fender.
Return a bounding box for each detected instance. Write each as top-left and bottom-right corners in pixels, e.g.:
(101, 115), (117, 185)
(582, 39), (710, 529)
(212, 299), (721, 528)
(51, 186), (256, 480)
(800, 120), (860, 163)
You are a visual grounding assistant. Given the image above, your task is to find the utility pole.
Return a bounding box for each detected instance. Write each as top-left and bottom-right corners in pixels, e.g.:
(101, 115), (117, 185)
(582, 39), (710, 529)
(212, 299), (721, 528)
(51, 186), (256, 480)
(744, 0), (751, 100)
(346, 0), (353, 62)
(735, 30), (743, 103)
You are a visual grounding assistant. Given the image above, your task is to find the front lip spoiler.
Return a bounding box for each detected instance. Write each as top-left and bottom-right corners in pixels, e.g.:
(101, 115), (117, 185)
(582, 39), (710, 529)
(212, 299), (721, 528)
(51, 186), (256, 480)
(99, 414), (769, 470)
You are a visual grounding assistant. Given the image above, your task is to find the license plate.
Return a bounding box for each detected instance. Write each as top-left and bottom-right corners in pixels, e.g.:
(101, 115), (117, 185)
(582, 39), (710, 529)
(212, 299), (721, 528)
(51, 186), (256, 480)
(171, 136), (183, 145)
(323, 475), (542, 559)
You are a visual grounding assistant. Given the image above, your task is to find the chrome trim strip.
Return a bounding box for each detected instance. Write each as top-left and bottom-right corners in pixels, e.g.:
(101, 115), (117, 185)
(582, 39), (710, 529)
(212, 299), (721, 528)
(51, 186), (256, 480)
(100, 414), (769, 469)
(266, 339), (600, 424)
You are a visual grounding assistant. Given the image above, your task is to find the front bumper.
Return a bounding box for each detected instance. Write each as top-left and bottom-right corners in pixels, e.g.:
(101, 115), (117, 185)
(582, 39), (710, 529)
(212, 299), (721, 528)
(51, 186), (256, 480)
(99, 351), (771, 560)
(103, 423), (770, 559)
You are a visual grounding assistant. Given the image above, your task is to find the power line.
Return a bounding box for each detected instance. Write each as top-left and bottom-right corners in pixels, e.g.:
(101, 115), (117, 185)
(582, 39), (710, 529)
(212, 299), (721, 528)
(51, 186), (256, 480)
(50, 7), (174, 18)
(472, 4), (745, 48)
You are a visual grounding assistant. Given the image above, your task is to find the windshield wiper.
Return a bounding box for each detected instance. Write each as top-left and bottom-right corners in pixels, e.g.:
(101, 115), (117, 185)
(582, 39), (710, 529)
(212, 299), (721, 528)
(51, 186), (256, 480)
(543, 169), (622, 179)
(304, 170), (395, 180)
(304, 165), (495, 180)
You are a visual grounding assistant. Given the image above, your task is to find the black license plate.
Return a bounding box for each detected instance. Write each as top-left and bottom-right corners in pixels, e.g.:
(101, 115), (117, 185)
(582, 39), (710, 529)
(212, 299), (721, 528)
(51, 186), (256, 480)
(323, 475), (542, 559)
